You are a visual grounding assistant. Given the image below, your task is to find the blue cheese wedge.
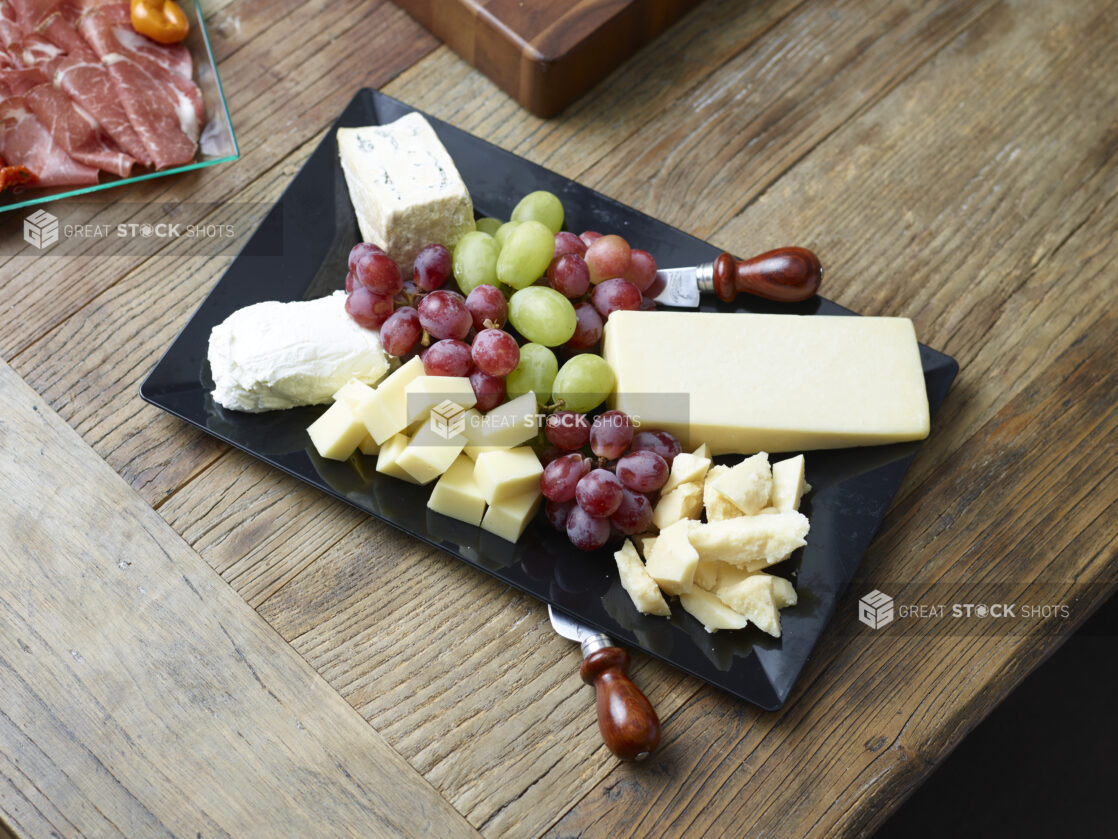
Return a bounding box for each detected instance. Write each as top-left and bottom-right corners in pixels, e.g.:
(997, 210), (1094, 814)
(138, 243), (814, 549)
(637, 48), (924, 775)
(337, 112), (475, 271)
(208, 291), (390, 413)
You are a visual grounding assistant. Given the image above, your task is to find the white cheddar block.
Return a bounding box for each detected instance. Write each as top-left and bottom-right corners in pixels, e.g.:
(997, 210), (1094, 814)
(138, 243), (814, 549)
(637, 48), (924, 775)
(613, 540), (671, 617)
(395, 416), (467, 485)
(481, 486), (542, 542)
(603, 311), (930, 454)
(770, 454), (809, 512)
(680, 587), (748, 633)
(356, 356), (425, 444)
(710, 571), (782, 637)
(661, 451), (713, 495)
(712, 452), (772, 515)
(651, 481), (703, 531)
(645, 519), (699, 596)
(463, 392), (540, 448)
(337, 112), (475, 272)
(687, 512), (809, 570)
(307, 400), (367, 460)
(473, 447), (543, 505)
(427, 454), (487, 526)
(404, 376), (478, 426)
(375, 432), (419, 483)
(702, 464), (741, 522)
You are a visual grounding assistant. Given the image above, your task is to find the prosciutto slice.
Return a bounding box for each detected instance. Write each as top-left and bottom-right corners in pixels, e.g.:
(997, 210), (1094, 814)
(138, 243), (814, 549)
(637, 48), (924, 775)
(0, 95), (97, 186)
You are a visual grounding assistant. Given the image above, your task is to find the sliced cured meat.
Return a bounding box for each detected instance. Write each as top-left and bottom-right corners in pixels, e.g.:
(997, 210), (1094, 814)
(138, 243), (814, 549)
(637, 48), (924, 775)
(0, 1), (21, 48)
(0, 65), (46, 94)
(82, 1), (192, 80)
(0, 96), (98, 186)
(19, 32), (63, 64)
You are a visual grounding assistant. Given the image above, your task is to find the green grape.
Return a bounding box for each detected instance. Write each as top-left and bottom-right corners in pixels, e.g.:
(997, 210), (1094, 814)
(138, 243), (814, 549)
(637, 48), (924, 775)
(475, 217), (503, 236)
(508, 286), (577, 347)
(496, 220), (554, 290)
(511, 190), (564, 234)
(507, 343), (558, 406)
(552, 354), (615, 414)
(452, 231), (500, 295)
(495, 220), (521, 250)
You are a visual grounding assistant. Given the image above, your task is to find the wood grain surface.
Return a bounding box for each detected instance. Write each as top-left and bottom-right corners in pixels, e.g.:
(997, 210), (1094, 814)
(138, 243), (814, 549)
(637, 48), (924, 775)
(1, 0), (1115, 837)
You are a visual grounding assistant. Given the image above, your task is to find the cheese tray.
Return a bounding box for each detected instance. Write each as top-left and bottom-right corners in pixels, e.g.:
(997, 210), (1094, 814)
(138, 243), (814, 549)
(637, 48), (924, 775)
(140, 89), (958, 710)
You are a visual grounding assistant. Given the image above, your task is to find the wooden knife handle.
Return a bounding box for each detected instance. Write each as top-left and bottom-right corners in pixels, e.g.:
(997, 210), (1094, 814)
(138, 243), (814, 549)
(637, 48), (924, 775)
(711, 247), (822, 303)
(580, 646), (661, 760)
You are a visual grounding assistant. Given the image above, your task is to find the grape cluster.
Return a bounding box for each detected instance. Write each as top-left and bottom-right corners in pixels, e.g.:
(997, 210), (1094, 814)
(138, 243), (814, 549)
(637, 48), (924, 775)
(540, 410), (683, 551)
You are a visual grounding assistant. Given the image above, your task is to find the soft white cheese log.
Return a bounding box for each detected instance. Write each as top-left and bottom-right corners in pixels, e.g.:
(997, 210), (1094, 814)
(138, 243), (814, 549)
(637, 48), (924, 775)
(602, 311), (929, 455)
(337, 112), (475, 272)
(208, 291), (389, 413)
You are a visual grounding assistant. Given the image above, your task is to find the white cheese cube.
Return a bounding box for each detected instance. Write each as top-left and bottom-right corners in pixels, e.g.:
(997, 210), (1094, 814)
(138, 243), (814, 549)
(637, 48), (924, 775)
(603, 311), (930, 454)
(306, 400), (367, 460)
(613, 539), (671, 617)
(709, 571), (782, 637)
(427, 454), (487, 526)
(403, 376), (477, 426)
(651, 482), (704, 531)
(711, 452), (772, 515)
(463, 392), (540, 448)
(375, 433), (418, 483)
(356, 356), (425, 444)
(645, 519), (699, 596)
(661, 451), (712, 495)
(337, 112), (475, 272)
(770, 454), (809, 512)
(481, 485), (542, 542)
(702, 464), (741, 522)
(679, 587), (748, 633)
(333, 377), (378, 408)
(357, 434), (381, 456)
(395, 415), (467, 485)
(687, 512), (809, 570)
(473, 447), (543, 505)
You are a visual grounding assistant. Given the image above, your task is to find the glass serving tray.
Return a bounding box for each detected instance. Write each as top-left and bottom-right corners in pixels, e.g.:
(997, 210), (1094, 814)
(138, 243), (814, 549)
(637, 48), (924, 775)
(1, 0), (238, 212)
(141, 89), (957, 710)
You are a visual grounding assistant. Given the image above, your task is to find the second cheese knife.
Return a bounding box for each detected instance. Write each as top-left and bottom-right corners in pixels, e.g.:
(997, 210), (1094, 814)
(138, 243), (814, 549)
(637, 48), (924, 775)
(650, 246), (823, 308)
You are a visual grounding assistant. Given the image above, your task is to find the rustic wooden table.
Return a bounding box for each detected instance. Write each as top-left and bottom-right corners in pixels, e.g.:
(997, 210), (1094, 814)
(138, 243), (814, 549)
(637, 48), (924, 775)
(1, 1), (1115, 837)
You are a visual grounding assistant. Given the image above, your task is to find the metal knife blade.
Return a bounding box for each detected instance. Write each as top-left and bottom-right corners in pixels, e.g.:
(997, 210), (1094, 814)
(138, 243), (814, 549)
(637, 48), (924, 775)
(647, 262), (713, 308)
(548, 604), (612, 657)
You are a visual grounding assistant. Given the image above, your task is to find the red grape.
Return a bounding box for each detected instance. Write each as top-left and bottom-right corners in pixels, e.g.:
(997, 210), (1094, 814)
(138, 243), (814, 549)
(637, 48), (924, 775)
(610, 488), (653, 535)
(566, 505), (611, 551)
(345, 286), (394, 329)
(585, 234), (631, 284)
(471, 328), (520, 377)
(580, 230), (603, 246)
(624, 249), (658, 292)
(591, 277), (642, 319)
(413, 244), (452, 291)
(554, 231), (587, 258)
(575, 468), (624, 517)
(541, 453), (590, 502)
(546, 253), (591, 299)
(355, 251), (404, 295)
(615, 450), (669, 493)
(566, 302), (604, 351)
(630, 430), (682, 466)
(465, 284), (508, 331)
(381, 306), (422, 356)
(538, 445), (566, 466)
(590, 410), (633, 459)
(545, 499), (575, 532)
(422, 339), (473, 377)
(469, 369), (506, 412)
(345, 270), (357, 293)
(348, 242), (385, 271)
(418, 290), (472, 340)
(545, 410), (591, 450)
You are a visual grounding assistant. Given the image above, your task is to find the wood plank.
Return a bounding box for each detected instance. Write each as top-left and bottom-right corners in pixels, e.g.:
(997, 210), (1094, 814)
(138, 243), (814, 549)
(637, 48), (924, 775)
(0, 359), (477, 839)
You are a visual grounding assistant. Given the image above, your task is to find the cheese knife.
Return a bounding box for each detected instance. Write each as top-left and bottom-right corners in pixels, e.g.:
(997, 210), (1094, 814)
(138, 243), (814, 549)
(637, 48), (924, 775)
(650, 246), (822, 308)
(548, 604), (661, 761)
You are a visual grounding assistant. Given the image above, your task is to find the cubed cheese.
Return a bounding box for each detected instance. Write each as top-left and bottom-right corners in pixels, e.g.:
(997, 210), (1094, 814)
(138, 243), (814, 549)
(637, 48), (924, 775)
(709, 571), (782, 637)
(356, 356), (425, 444)
(679, 587), (748, 633)
(702, 464), (741, 522)
(687, 512), (809, 569)
(357, 434), (381, 456)
(645, 519), (699, 596)
(473, 447), (543, 505)
(307, 400), (367, 460)
(463, 392), (540, 448)
(336, 112), (475, 272)
(481, 485), (542, 542)
(375, 432), (418, 483)
(661, 451), (712, 495)
(333, 378), (378, 408)
(427, 454), (487, 526)
(711, 452), (772, 515)
(651, 481), (704, 531)
(770, 454), (809, 512)
(395, 415), (467, 485)
(404, 376), (477, 427)
(613, 539), (671, 617)
(602, 311), (930, 454)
